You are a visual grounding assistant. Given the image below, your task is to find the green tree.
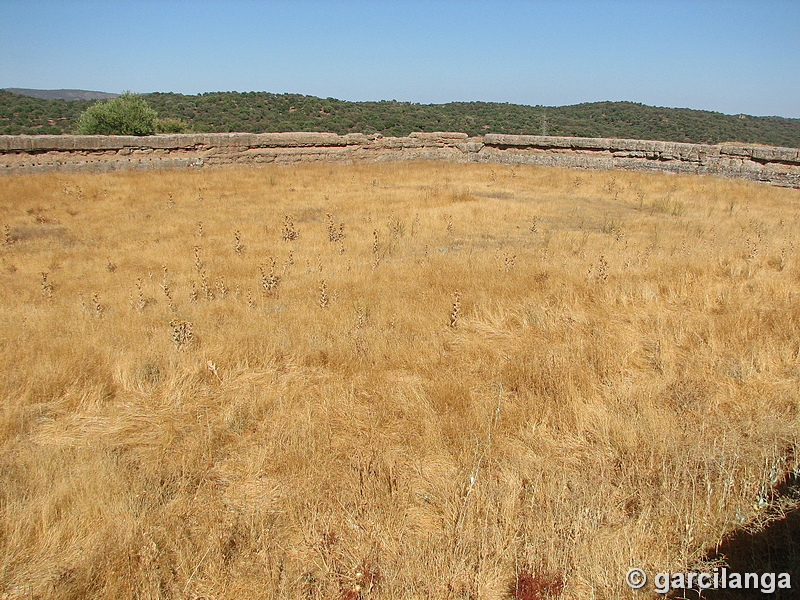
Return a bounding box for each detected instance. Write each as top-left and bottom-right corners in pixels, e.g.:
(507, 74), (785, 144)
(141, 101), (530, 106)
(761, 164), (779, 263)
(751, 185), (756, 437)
(154, 116), (191, 133)
(74, 91), (156, 135)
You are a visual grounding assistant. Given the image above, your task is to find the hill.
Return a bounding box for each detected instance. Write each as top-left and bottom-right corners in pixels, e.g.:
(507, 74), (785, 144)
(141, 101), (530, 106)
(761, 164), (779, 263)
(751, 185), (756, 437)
(2, 88), (119, 101)
(1, 88), (799, 147)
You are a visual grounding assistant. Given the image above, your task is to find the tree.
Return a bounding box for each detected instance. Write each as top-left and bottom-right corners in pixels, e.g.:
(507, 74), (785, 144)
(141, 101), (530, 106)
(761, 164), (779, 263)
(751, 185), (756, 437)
(74, 91), (156, 135)
(154, 116), (191, 133)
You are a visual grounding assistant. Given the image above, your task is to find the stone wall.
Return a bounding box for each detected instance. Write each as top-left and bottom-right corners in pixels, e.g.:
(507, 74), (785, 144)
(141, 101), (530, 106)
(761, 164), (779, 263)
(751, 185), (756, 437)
(1, 131), (799, 188)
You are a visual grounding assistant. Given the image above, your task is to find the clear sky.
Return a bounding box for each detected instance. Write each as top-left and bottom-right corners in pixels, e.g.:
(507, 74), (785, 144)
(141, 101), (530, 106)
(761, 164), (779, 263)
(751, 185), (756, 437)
(2, 0), (798, 118)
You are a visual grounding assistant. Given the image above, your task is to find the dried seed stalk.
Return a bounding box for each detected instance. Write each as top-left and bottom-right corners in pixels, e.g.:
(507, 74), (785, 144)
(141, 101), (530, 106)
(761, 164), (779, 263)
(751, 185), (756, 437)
(449, 291), (461, 328)
(40, 272), (53, 300)
(282, 215), (298, 241)
(319, 279), (329, 309)
(170, 320), (194, 349)
(259, 258), (280, 294)
(91, 292), (104, 317)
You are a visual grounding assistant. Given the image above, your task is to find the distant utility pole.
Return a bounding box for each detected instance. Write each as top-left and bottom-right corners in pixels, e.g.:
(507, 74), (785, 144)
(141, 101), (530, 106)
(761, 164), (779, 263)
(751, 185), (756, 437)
(541, 110), (549, 136)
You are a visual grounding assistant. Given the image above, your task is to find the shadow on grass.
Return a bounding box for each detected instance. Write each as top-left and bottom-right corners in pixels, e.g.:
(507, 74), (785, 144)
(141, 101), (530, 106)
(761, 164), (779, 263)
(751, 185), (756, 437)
(669, 473), (800, 600)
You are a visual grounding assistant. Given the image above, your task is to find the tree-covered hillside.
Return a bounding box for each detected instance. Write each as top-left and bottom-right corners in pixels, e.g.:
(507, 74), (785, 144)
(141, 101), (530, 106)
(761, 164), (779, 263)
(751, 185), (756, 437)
(2, 89), (799, 147)
(0, 90), (89, 135)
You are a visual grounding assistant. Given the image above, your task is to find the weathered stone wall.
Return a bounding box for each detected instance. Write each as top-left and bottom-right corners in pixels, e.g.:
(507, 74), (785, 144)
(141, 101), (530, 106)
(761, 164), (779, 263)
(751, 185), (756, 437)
(1, 131), (799, 188)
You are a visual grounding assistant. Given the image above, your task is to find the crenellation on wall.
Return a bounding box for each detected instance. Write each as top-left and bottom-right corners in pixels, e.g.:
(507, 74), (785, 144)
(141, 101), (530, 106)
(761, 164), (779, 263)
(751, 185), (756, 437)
(1, 132), (798, 187)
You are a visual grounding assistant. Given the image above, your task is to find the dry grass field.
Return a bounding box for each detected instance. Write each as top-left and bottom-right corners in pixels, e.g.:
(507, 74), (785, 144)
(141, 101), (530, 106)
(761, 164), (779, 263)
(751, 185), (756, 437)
(1, 161), (799, 599)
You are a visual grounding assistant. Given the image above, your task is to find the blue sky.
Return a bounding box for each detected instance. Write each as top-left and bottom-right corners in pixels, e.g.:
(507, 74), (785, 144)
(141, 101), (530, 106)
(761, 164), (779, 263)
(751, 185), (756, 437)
(2, 0), (798, 118)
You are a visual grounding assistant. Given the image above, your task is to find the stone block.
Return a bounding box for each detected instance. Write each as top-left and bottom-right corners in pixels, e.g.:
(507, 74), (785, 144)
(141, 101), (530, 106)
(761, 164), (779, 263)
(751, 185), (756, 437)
(457, 142), (484, 153)
(719, 144), (750, 157)
(409, 132), (468, 141)
(484, 134), (545, 147)
(751, 146), (800, 164)
(250, 132), (345, 147)
(343, 133), (369, 145)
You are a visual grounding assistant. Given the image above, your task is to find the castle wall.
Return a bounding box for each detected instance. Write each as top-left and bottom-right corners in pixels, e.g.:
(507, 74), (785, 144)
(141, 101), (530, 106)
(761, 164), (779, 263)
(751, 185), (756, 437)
(1, 131), (798, 187)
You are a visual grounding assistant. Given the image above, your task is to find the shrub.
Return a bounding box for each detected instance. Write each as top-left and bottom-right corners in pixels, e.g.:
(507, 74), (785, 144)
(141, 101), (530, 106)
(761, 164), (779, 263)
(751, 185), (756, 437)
(154, 116), (191, 134)
(74, 91), (156, 135)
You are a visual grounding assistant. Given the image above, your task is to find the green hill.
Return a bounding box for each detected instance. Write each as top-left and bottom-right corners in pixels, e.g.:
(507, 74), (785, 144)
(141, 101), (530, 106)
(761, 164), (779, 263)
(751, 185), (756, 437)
(2, 89), (798, 148)
(2, 88), (119, 101)
(0, 90), (91, 135)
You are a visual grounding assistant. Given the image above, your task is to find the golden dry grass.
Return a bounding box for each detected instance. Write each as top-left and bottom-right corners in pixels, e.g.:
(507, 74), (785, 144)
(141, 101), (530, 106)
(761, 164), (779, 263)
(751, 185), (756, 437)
(1, 161), (799, 599)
